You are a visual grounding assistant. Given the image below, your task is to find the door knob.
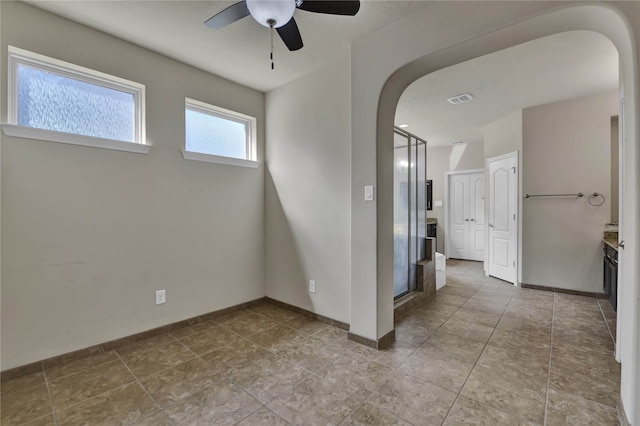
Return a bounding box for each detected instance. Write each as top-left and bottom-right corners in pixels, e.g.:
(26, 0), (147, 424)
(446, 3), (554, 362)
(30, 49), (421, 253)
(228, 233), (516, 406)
(489, 223), (494, 228)
(470, 218), (475, 222)
(619, 240), (625, 249)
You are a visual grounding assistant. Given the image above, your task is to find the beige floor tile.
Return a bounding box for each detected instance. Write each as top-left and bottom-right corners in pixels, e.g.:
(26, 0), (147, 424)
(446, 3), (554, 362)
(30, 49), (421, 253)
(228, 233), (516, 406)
(249, 303), (303, 323)
(348, 340), (417, 368)
(419, 331), (486, 364)
(168, 320), (220, 339)
(449, 307), (501, 328)
(118, 340), (196, 378)
(443, 396), (537, 425)
(200, 338), (273, 369)
(285, 316), (330, 334)
(433, 293), (470, 307)
(552, 325), (614, 353)
(489, 327), (551, 354)
(216, 311), (280, 336)
(19, 414), (57, 425)
(496, 314), (552, 332)
(267, 375), (366, 425)
(438, 317), (495, 343)
(276, 338), (348, 372)
(130, 409), (174, 426)
(0, 383), (53, 426)
(436, 285), (477, 298)
(476, 344), (549, 387)
(164, 380), (261, 425)
(55, 381), (156, 425)
(546, 388), (619, 425)
(398, 348), (474, 392)
(49, 360), (135, 409)
(1, 371), (46, 397)
(548, 352), (620, 408)
(249, 324), (313, 353)
(45, 351), (119, 381)
(228, 355), (309, 404)
(139, 358), (221, 408)
(367, 371), (457, 425)
(420, 300), (461, 316)
(236, 406), (290, 425)
(461, 365), (546, 424)
(316, 352), (393, 397)
(116, 334), (176, 356)
(174, 325), (240, 355)
(339, 402), (411, 425)
(312, 326), (358, 350)
(462, 298), (508, 315)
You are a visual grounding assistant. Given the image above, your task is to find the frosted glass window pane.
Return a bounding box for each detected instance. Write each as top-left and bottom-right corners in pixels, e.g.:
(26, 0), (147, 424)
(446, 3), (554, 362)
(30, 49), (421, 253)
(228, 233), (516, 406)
(185, 108), (247, 159)
(17, 64), (135, 142)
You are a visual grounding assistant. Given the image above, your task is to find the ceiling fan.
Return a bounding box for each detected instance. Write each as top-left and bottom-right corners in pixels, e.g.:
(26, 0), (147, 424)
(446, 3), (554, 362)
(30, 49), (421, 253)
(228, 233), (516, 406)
(204, 0), (361, 52)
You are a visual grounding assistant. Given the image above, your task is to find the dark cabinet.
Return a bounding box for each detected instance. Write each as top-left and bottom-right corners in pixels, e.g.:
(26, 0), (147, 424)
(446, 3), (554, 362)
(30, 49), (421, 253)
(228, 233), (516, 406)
(603, 244), (618, 311)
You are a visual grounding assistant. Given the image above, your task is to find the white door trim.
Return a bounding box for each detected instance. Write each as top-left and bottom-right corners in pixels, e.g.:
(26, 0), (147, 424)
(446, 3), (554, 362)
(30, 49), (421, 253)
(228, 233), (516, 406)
(485, 151), (519, 285)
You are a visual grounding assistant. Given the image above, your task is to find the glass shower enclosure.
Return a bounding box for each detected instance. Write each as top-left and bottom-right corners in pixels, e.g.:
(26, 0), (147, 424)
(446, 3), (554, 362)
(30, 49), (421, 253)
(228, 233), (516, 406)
(393, 128), (427, 299)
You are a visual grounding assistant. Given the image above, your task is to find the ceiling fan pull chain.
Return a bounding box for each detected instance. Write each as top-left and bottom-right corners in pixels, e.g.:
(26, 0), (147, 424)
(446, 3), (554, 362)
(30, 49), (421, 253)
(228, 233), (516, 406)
(268, 19), (275, 70)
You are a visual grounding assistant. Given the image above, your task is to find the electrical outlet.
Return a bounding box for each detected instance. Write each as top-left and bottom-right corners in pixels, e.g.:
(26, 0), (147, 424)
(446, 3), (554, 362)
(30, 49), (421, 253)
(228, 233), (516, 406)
(309, 280), (316, 294)
(155, 289), (166, 305)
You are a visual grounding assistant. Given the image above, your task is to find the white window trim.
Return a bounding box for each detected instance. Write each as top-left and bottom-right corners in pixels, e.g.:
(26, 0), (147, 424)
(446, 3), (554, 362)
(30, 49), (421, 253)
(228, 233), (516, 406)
(5, 45), (148, 153)
(184, 97), (258, 166)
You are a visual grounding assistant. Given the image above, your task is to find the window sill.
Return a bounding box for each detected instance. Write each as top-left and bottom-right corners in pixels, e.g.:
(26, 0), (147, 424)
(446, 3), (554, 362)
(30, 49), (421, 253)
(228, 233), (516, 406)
(1, 124), (151, 154)
(181, 150), (260, 168)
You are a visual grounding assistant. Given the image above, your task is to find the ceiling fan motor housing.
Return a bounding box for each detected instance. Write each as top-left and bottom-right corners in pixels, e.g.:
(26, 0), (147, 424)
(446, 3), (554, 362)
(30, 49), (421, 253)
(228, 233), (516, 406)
(246, 0), (296, 28)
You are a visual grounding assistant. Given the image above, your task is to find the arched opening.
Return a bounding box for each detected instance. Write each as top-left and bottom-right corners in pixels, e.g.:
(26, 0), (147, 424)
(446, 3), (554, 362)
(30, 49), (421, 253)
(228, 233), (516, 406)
(366, 3), (637, 423)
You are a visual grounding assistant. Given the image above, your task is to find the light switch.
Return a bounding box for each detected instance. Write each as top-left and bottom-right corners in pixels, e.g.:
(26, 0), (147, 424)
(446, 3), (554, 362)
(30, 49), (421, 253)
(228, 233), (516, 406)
(434, 200), (443, 207)
(364, 186), (375, 202)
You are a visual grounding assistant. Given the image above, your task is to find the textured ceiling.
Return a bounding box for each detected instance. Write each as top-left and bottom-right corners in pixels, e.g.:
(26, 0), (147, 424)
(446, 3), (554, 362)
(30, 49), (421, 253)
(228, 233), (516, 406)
(24, 3), (619, 147)
(395, 30), (619, 146)
(25, 0), (431, 92)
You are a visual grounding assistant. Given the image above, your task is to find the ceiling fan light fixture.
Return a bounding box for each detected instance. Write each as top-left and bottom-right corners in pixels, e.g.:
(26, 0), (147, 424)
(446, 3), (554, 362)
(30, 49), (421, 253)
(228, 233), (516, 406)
(246, 0), (296, 28)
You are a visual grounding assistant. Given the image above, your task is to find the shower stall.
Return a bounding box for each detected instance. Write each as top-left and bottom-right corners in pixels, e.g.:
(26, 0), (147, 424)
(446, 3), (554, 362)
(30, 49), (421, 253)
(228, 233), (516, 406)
(393, 127), (428, 299)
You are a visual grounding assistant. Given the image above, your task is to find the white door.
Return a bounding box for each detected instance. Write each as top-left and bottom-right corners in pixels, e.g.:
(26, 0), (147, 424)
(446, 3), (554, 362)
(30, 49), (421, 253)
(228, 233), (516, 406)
(449, 174), (469, 259)
(487, 153), (518, 284)
(469, 173), (485, 261)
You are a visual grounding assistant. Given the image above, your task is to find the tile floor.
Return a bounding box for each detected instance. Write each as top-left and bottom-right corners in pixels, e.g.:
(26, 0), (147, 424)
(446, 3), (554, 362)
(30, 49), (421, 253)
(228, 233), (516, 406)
(1, 260), (620, 425)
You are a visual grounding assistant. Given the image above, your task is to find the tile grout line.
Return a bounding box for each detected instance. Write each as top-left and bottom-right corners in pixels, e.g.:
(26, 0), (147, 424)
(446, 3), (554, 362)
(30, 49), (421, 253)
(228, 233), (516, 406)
(42, 369), (60, 426)
(112, 350), (173, 425)
(440, 280), (517, 425)
(543, 292), (557, 426)
(596, 298), (616, 345)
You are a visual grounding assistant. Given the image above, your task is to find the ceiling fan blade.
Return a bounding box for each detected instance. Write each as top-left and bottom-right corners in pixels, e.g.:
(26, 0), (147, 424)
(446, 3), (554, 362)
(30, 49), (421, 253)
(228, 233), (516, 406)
(277, 18), (303, 51)
(204, 1), (250, 29)
(297, 0), (360, 16)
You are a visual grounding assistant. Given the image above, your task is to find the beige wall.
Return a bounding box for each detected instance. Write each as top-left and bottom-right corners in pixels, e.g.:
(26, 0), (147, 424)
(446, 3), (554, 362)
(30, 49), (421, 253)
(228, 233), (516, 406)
(1, 2), (265, 370)
(426, 141), (484, 253)
(522, 91), (618, 292)
(265, 55), (351, 324)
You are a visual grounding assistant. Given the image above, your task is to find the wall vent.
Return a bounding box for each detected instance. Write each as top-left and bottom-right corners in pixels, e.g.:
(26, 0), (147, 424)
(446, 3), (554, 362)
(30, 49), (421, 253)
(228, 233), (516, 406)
(447, 93), (474, 104)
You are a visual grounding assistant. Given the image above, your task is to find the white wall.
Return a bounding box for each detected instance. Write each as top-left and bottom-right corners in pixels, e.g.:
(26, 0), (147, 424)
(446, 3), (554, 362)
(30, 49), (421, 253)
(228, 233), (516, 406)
(426, 141), (484, 253)
(522, 91), (618, 292)
(1, 2), (265, 370)
(265, 55), (351, 324)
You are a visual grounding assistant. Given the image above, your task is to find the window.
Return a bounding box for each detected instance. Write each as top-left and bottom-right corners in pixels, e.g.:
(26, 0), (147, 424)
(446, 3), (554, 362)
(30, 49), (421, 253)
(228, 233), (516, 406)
(183, 98), (258, 168)
(3, 46), (148, 154)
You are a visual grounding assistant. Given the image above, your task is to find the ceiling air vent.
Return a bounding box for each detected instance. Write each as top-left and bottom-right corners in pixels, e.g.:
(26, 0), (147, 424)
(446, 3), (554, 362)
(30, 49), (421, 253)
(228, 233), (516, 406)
(447, 93), (474, 104)
(451, 140), (466, 145)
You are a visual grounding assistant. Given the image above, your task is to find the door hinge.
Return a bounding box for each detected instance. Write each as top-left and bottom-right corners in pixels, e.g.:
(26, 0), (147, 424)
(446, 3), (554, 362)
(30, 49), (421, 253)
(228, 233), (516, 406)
(511, 167), (516, 174)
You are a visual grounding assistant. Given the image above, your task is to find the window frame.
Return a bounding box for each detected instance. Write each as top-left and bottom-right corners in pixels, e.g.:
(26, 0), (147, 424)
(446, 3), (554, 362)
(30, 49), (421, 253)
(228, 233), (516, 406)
(183, 97), (258, 168)
(3, 45), (148, 154)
